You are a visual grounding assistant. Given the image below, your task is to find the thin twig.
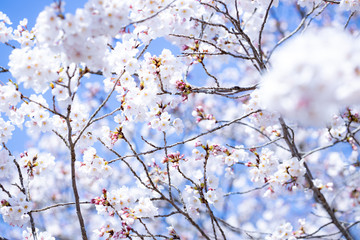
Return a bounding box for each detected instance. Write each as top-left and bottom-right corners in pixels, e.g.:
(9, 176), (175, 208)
(109, 110), (260, 163)
(224, 183), (269, 197)
(30, 201), (91, 213)
(0, 184), (11, 198)
(200, 61), (220, 87)
(0, 66), (9, 73)
(258, 0), (274, 63)
(125, 0), (177, 27)
(227, 137), (283, 151)
(266, 7), (317, 63)
(344, 12), (355, 30)
(74, 73), (123, 145)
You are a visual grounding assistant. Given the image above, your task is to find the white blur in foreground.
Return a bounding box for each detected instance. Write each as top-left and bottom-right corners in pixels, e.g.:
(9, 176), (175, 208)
(259, 27), (360, 127)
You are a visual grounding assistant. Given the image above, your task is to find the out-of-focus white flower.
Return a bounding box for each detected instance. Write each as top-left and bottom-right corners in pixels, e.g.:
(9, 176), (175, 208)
(0, 148), (13, 179)
(173, 118), (184, 134)
(340, 0), (360, 12)
(0, 118), (15, 144)
(259, 27), (360, 127)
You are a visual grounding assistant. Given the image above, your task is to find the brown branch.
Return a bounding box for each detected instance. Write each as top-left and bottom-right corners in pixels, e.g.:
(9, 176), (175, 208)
(97, 138), (153, 190)
(191, 85), (257, 95)
(65, 104), (88, 240)
(22, 96), (66, 119)
(299, 221), (334, 239)
(154, 211), (180, 218)
(2, 144), (25, 194)
(200, 61), (220, 87)
(322, 0), (340, 3)
(0, 184), (11, 198)
(216, 217), (269, 236)
(279, 117), (354, 240)
(0, 66), (9, 73)
(344, 12), (355, 30)
(258, 0), (274, 63)
(141, 136), (160, 149)
(230, 121), (290, 152)
(2, 144), (37, 239)
(163, 132), (173, 201)
(4, 42), (15, 49)
(138, 218), (157, 240)
(304, 3), (329, 30)
(137, 40), (152, 60)
(89, 107), (122, 125)
(227, 137), (283, 151)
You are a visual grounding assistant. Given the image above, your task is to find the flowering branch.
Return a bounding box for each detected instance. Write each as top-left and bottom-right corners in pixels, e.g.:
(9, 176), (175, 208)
(279, 117), (354, 240)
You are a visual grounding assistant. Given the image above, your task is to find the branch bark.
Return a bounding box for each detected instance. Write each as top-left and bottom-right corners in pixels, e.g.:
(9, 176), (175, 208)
(279, 117), (354, 240)
(66, 105), (88, 240)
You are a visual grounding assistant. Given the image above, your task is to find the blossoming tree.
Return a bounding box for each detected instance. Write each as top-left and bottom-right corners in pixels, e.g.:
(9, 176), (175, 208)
(0, 0), (360, 239)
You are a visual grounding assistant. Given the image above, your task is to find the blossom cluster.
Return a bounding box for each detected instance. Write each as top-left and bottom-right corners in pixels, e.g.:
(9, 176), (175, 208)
(265, 222), (296, 240)
(0, 82), (21, 114)
(0, 193), (32, 227)
(0, 12), (12, 43)
(105, 48), (187, 135)
(162, 151), (187, 167)
(9, 47), (60, 94)
(91, 187), (158, 238)
(247, 148), (306, 195)
(93, 188), (158, 218)
(76, 147), (112, 179)
(18, 149), (55, 178)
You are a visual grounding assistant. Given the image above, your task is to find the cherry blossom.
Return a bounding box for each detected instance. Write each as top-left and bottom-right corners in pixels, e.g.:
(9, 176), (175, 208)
(0, 0), (359, 239)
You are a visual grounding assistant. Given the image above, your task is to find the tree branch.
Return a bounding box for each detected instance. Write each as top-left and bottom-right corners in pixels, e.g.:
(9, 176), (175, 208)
(279, 117), (354, 240)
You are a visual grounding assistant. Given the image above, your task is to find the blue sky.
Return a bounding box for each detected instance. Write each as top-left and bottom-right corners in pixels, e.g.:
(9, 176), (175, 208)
(1, 1), (87, 24)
